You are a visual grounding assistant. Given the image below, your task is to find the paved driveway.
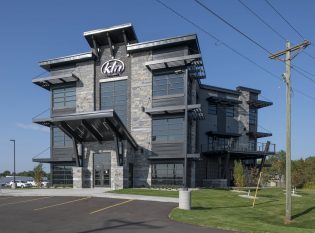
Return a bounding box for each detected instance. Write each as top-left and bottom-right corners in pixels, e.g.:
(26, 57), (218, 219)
(0, 196), (235, 233)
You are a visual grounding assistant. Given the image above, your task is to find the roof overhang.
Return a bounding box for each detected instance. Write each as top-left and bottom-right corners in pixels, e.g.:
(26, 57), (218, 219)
(127, 34), (199, 53)
(32, 157), (76, 163)
(84, 23), (138, 47)
(247, 100), (273, 108)
(32, 72), (80, 90)
(38, 52), (93, 70)
(33, 110), (137, 149)
(145, 54), (203, 73)
(206, 131), (241, 138)
(247, 131), (272, 138)
(145, 104), (205, 120)
(207, 96), (241, 106)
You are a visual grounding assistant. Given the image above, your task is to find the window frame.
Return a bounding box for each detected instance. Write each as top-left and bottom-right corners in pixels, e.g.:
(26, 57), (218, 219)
(152, 72), (184, 98)
(52, 85), (76, 110)
(152, 116), (184, 143)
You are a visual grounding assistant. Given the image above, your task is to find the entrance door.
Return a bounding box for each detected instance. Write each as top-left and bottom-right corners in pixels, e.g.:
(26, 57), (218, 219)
(94, 153), (111, 187)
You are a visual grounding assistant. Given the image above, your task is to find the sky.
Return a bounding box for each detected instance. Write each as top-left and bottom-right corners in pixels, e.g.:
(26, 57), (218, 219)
(0, 0), (315, 172)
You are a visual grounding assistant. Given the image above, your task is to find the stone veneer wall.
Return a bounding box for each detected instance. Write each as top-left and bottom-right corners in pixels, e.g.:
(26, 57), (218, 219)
(237, 90), (250, 148)
(81, 140), (132, 190)
(130, 51), (153, 187)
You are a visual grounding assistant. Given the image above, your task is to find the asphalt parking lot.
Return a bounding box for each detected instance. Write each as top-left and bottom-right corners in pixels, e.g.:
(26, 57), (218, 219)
(0, 196), (232, 233)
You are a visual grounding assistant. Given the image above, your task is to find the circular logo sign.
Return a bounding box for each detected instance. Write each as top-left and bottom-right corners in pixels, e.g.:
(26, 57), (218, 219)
(101, 59), (125, 77)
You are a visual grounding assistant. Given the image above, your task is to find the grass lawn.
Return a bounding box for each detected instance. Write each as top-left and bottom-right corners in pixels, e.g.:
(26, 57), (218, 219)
(113, 188), (315, 233)
(171, 188), (315, 233)
(111, 188), (179, 198)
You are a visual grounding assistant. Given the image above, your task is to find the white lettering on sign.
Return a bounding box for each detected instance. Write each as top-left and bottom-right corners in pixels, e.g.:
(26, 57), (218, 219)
(101, 59), (125, 76)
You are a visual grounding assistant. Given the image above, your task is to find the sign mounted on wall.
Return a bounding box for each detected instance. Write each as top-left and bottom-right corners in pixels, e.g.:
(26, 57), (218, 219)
(101, 59), (125, 77)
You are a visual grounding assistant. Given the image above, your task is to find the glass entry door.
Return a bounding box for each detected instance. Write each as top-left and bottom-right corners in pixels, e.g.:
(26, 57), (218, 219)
(94, 153), (111, 187)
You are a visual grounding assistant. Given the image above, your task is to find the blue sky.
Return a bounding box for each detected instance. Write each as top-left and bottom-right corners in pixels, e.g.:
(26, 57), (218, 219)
(1, 0), (314, 172)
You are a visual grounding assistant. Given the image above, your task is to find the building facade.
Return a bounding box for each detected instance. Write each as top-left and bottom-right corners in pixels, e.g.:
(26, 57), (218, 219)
(32, 23), (275, 189)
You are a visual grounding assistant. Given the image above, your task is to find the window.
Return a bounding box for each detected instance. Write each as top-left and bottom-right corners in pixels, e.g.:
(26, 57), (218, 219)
(153, 73), (184, 97)
(208, 104), (217, 115)
(151, 163), (183, 186)
(52, 127), (72, 148)
(226, 106), (234, 117)
(52, 165), (73, 186)
(152, 117), (184, 143)
(249, 108), (257, 125)
(52, 86), (76, 110)
(100, 80), (128, 126)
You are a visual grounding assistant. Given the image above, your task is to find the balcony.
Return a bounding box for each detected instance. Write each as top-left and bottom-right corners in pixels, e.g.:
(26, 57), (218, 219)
(200, 141), (275, 155)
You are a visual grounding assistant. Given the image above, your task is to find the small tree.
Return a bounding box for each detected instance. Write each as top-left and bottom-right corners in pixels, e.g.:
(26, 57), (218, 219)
(233, 160), (245, 188)
(33, 163), (44, 187)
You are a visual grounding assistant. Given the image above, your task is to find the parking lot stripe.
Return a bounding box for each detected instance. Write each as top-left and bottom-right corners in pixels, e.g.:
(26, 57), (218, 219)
(0, 197), (16, 200)
(0, 196), (52, 207)
(34, 196), (91, 211)
(89, 199), (133, 215)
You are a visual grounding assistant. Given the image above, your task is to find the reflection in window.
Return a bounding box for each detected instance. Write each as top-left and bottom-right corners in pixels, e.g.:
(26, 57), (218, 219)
(52, 86), (76, 110)
(151, 163), (183, 186)
(53, 127), (72, 148)
(208, 104), (217, 115)
(152, 117), (184, 143)
(153, 73), (184, 97)
(52, 165), (73, 186)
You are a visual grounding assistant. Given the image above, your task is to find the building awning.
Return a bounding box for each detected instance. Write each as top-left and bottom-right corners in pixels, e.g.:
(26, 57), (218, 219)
(32, 72), (79, 90)
(145, 104), (205, 120)
(247, 100), (273, 108)
(33, 110), (137, 149)
(32, 157), (76, 163)
(206, 131), (241, 138)
(84, 23), (138, 48)
(145, 54), (205, 79)
(247, 131), (272, 138)
(207, 96), (241, 106)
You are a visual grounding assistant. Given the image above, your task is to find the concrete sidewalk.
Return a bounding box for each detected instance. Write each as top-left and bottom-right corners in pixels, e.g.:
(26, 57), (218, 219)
(0, 188), (179, 203)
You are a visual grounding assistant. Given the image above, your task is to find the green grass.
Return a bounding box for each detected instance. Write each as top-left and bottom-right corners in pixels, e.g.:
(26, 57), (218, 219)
(110, 188), (178, 198)
(171, 188), (315, 233)
(113, 188), (315, 232)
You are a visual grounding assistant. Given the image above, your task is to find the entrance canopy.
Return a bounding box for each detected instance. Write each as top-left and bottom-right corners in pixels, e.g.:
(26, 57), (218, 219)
(33, 110), (137, 149)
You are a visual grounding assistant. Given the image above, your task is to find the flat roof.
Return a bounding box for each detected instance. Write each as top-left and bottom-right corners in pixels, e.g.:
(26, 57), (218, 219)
(200, 84), (240, 95)
(236, 86), (261, 94)
(127, 34), (199, 53)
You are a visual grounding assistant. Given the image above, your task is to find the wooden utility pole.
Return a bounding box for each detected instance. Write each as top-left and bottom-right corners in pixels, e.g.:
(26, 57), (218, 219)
(269, 40), (310, 223)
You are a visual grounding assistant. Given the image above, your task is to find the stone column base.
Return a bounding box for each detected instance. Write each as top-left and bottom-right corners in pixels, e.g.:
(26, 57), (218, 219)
(73, 167), (83, 188)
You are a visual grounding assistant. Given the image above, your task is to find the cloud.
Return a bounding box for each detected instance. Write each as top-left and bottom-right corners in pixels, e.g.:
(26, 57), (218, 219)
(16, 123), (49, 133)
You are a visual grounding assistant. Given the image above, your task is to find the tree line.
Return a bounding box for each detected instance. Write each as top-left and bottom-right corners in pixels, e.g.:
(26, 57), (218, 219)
(234, 150), (315, 189)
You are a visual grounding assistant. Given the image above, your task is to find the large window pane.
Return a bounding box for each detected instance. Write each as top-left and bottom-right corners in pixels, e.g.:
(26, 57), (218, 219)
(153, 73), (184, 97)
(151, 163), (183, 187)
(53, 128), (72, 148)
(52, 86), (76, 110)
(100, 80), (127, 126)
(152, 117), (184, 142)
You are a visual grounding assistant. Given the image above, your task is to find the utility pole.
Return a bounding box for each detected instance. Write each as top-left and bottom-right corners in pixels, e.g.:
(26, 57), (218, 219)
(10, 139), (16, 189)
(269, 40), (310, 223)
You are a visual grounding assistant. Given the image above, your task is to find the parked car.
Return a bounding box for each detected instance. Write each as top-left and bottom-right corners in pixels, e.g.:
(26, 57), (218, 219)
(26, 180), (49, 188)
(8, 180), (32, 188)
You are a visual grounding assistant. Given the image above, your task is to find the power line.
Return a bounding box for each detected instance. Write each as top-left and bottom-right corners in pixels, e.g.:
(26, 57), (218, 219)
(155, 0), (315, 102)
(264, 0), (305, 40)
(238, 0), (287, 42)
(194, 0), (272, 55)
(291, 65), (315, 84)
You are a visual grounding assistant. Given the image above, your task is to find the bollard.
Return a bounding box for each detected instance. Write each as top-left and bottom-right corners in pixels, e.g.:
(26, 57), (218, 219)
(179, 189), (191, 210)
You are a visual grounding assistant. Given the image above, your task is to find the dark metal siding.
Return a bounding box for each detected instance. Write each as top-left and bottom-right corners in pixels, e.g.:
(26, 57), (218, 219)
(52, 147), (75, 161)
(152, 95), (184, 108)
(151, 142), (184, 158)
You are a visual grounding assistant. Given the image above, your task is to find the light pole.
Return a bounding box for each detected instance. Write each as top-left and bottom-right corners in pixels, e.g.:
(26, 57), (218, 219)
(10, 139), (16, 189)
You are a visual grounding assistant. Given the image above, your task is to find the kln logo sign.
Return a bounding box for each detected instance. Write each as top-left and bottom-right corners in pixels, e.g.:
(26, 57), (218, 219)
(101, 59), (125, 77)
